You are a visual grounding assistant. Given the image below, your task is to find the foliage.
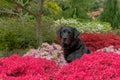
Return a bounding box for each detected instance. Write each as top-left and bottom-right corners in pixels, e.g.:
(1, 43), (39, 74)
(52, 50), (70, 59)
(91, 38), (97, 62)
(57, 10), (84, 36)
(0, 0), (15, 17)
(0, 0), (45, 46)
(90, 0), (104, 11)
(0, 0), (62, 18)
(41, 29), (57, 43)
(44, 1), (62, 15)
(112, 29), (120, 36)
(0, 0), (30, 17)
(0, 0), (15, 7)
(53, 18), (111, 33)
(0, 17), (37, 51)
(56, 0), (97, 19)
(99, 0), (120, 29)
(0, 16), (56, 52)
(0, 0), (98, 20)
(40, 16), (58, 43)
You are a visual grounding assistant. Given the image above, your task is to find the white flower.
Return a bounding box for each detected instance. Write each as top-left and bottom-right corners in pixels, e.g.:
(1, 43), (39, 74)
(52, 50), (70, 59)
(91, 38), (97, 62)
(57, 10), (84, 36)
(53, 18), (111, 33)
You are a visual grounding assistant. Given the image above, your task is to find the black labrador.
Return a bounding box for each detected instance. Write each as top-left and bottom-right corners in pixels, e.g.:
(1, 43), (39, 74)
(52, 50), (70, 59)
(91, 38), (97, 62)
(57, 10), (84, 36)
(56, 26), (90, 63)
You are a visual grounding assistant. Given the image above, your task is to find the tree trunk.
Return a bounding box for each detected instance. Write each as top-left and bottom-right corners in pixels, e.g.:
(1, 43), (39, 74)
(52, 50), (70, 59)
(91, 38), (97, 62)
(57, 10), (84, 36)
(35, 17), (42, 46)
(35, 0), (44, 46)
(5, 0), (44, 46)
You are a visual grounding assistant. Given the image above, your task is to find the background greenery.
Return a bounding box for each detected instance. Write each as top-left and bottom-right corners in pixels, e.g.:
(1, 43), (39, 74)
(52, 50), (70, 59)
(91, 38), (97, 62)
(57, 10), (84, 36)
(0, 0), (120, 56)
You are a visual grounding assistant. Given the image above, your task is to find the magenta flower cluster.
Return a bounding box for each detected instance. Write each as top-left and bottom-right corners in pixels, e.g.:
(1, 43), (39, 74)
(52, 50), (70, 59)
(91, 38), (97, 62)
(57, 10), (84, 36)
(54, 51), (120, 80)
(1, 51), (120, 79)
(55, 32), (120, 51)
(0, 55), (59, 80)
(80, 33), (120, 51)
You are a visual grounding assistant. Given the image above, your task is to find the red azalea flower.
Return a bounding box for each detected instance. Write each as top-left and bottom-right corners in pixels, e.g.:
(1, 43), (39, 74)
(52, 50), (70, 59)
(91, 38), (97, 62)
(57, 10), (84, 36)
(79, 32), (120, 51)
(54, 51), (120, 80)
(0, 55), (59, 80)
(55, 32), (120, 51)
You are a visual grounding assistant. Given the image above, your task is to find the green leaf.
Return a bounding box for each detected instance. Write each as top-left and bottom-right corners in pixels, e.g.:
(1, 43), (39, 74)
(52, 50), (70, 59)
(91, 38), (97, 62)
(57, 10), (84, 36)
(0, 0), (16, 7)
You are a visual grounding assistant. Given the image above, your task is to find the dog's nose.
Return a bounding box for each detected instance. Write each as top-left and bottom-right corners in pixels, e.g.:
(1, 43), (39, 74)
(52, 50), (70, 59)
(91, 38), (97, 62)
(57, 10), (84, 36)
(63, 38), (67, 41)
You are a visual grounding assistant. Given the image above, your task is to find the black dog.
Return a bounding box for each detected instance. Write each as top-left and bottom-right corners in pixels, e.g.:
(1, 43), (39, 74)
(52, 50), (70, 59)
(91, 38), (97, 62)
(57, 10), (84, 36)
(56, 26), (90, 63)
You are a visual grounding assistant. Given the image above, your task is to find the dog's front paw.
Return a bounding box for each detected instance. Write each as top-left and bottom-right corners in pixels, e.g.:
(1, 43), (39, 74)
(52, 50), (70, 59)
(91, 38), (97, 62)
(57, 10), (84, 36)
(66, 54), (75, 63)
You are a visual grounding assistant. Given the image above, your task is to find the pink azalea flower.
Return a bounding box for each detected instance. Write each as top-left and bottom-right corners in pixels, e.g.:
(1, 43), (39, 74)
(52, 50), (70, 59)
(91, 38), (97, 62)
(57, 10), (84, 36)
(24, 43), (67, 67)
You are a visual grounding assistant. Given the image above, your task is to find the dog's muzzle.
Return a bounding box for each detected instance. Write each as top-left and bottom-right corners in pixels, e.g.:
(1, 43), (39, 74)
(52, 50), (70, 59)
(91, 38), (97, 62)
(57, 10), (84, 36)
(62, 38), (69, 44)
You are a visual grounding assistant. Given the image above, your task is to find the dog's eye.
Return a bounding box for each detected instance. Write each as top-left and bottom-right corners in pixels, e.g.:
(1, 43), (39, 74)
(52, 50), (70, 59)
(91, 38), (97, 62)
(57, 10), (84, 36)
(68, 31), (71, 34)
(63, 30), (66, 33)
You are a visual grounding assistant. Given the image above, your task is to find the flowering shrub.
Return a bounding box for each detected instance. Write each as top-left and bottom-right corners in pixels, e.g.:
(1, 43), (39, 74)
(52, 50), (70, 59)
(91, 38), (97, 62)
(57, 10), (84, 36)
(80, 33), (120, 51)
(0, 55), (59, 80)
(54, 51), (120, 80)
(53, 18), (111, 33)
(2, 47), (120, 79)
(24, 43), (67, 66)
(55, 32), (120, 51)
(97, 45), (120, 54)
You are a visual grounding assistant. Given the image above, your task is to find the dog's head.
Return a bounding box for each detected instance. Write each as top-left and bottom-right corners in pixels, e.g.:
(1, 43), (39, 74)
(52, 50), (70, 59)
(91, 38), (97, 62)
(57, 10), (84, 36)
(56, 26), (80, 48)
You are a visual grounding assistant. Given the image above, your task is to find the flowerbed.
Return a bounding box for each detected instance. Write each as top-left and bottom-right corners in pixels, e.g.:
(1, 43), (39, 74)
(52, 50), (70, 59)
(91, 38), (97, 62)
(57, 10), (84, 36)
(1, 51), (120, 80)
(97, 45), (120, 54)
(1, 32), (120, 79)
(54, 51), (120, 80)
(0, 55), (59, 80)
(53, 18), (111, 33)
(24, 43), (67, 66)
(55, 32), (120, 52)
(80, 33), (120, 51)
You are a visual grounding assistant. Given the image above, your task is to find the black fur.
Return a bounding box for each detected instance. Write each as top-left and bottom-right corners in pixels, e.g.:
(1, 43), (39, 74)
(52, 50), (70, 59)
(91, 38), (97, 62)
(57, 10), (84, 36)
(56, 26), (90, 63)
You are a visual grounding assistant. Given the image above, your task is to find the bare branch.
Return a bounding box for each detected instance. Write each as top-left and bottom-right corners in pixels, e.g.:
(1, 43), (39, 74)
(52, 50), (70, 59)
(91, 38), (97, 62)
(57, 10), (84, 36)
(37, 0), (44, 16)
(0, 10), (18, 15)
(5, 0), (36, 17)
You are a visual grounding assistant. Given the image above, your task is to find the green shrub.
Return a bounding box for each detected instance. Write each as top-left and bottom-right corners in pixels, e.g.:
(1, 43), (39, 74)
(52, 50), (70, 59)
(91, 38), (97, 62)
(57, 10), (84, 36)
(53, 18), (111, 33)
(0, 16), (56, 52)
(0, 18), (37, 51)
(99, 0), (120, 29)
(41, 16), (58, 43)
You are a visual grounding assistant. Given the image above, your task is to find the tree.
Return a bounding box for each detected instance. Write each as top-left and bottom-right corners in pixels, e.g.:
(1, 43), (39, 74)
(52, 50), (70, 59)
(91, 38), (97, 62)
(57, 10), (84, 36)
(0, 0), (44, 46)
(99, 0), (120, 29)
(57, 0), (96, 19)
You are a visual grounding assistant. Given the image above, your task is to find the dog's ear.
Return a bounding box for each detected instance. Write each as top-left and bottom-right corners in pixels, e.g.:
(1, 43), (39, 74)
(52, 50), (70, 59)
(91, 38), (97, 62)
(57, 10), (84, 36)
(56, 27), (62, 38)
(73, 28), (80, 38)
